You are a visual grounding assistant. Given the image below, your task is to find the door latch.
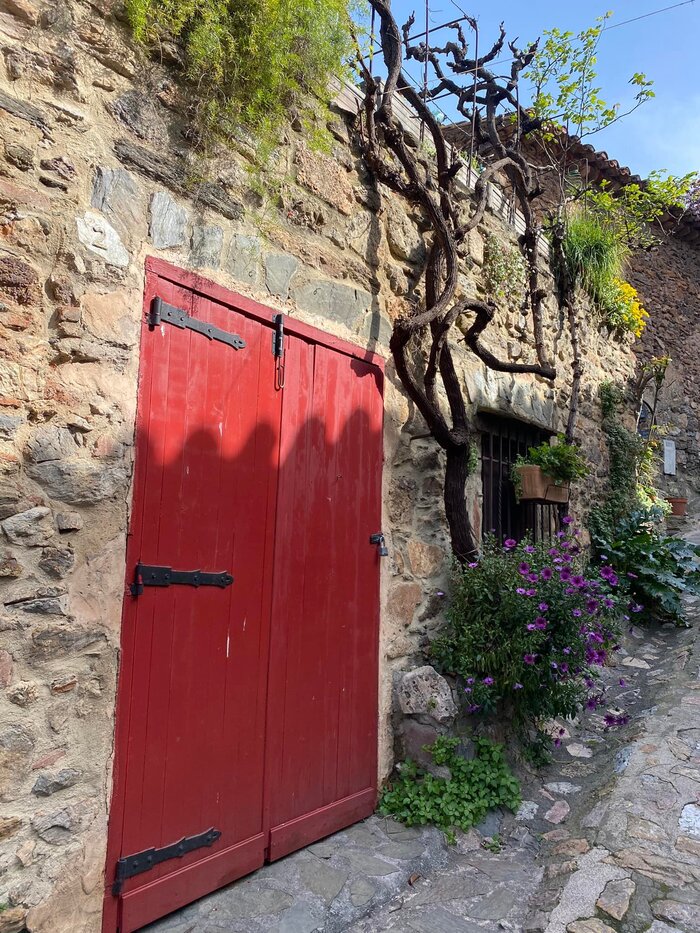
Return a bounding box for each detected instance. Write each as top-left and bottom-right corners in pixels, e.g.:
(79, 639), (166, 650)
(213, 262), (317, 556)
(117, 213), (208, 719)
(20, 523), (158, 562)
(369, 533), (388, 557)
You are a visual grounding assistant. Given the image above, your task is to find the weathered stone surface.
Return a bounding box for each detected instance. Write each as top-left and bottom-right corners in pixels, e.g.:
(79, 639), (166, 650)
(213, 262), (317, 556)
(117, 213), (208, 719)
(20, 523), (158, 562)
(343, 851), (397, 876)
(406, 538), (445, 577)
(2, 507), (53, 546)
(387, 581), (422, 625)
(566, 921), (616, 933)
(4, 141), (34, 171)
(349, 876), (377, 907)
(516, 800), (539, 821)
(0, 0), (39, 25)
(7, 586), (69, 615)
(149, 190), (187, 249)
(38, 545), (75, 578)
(676, 834), (700, 856)
(32, 768), (80, 797)
(30, 624), (106, 660)
(115, 138), (245, 220)
(544, 782), (582, 796)
(397, 666), (457, 722)
(385, 199), (425, 264)
(0, 88), (50, 136)
(7, 681), (39, 707)
(0, 906), (27, 933)
(553, 838), (590, 857)
(0, 254), (39, 304)
(56, 511), (83, 532)
(290, 279), (372, 329)
(298, 859), (348, 903)
(76, 211), (130, 267)
(25, 425), (76, 463)
(545, 800), (571, 825)
(0, 648), (13, 686)
(400, 719), (445, 776)
(596, 878), (635, 920)
(0, 413), (22, 438)
(0, 723), (34, 753)
(607, 847), (700, 886)
(678, 801), (700, 838)
(0, 815), (21, 840)
(566, 743), (593, 759)
(190, 225), (223, 269)
(31, 806), (79, 844)
(0, 552), (22, 577)
(91, 167), (143, 240)
(26, 460), (128, 504)
(109, 90), (168, 146)
(265, 253), (298, 298)
(652, 899), (700, 932)
(295, 142), (354, 215)
(225, 234), (262, 285)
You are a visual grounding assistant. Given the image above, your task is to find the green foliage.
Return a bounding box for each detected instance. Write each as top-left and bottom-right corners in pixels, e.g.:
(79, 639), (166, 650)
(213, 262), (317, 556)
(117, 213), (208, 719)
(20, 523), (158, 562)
(431, 526), (625, 731)
(593, 509), (700, 626)
(561, 213), (625, 304)
(482, 234), (527, 312)
(525, 15), (654, 142)
(514, 434), (590, 488)
(125, 0), (356, 152)
(379, 737), (521, 833)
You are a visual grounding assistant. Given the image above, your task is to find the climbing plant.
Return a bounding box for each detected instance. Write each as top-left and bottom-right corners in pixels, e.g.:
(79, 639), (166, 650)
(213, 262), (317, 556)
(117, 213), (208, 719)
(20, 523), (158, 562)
(126, 0), (357, 153)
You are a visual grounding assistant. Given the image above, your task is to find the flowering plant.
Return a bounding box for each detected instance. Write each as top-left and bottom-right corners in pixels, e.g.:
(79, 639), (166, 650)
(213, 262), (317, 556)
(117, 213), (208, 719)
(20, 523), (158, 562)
(431, 521), (628, 730)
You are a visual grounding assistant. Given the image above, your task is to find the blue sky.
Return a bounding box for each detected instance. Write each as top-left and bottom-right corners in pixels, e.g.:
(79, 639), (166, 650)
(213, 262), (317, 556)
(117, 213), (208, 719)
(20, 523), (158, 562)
(374, 1), (699, 178)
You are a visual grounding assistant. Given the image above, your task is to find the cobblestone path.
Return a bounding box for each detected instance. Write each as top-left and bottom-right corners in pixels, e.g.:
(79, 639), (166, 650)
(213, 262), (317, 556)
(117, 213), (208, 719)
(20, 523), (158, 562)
(147, 606), (700, 933)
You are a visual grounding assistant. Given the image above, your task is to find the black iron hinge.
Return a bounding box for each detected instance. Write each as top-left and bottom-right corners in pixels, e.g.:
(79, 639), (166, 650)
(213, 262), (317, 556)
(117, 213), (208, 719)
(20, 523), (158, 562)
(272, 313), (285, 389)
(112, 827), (221, 896)
(149, 297), (246, 350)
(130, 563), (234, 596)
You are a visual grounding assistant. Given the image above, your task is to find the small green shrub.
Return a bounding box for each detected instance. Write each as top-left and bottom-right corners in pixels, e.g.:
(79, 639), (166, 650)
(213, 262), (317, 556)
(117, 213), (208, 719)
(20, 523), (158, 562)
(512, 434), (589, 497)
(482, 233), (528, 311)
(126, 0), (356, 152)
(431, 523), (625, 730)
(592, 509), (700, 626)
(562, 213), (625, 307)
(379, 737), (521, 833)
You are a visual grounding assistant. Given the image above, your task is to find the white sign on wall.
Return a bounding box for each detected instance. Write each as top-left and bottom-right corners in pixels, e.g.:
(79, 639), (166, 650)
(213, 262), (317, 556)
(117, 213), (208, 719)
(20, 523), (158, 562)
(663, 439), (677, 475)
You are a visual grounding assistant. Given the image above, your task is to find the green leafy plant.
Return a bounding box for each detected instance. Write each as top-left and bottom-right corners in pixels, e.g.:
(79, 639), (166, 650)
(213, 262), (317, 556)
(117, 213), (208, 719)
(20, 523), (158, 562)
(482, 234), (528, 312)
(512, 434), (589, 497)
(126, 0), (357, 153)
(431, 523), (625, 732)
(593, 509), (700, 626)
(380, 736), (521, 833)
(561, 213), (625, 307)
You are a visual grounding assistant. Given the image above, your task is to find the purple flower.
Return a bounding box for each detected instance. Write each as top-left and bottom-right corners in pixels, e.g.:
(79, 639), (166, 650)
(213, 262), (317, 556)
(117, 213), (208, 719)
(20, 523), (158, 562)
(524, 545), (536, 554)
(554, 737), (562, 748)
(519, 562), (531, 575)
(560, 568), (572, 582)
(572, 608), (582, 617)
(572, 575), (585, 588)
(513, 682), (523, 690)
(527, 572), (539, 583)
(527, 623), (538, 631)
(548, 548), (559, 557)
(534, 616), (548, 630)
(550, 661), (558, 669)
(600, 565), (616, 581)
(516, 587), (527, 595)
(627, 571), (638, 579)
(586, 599), (600, 614)
(467, 703), (482, 714)
(563, 646), (571, 655)
(504, 538), (517, 549)
(523, 653), (537, 665)
(482, 676), (494, 686)
(436, 590), (445, 597)
(464, 687), (472, 694)
(526, 588), (537, 597)
(562, 516), (573, 524)
(466, 677), (475, 685)
(631, 603), (643, 613)
(619, 678), (627, 687)
(538, 602), (549, 612)
(541, 568), (553, 581)
(603, 598), (614, 609)
(604, 712), (630, 728)
(560, 662), (569, 674)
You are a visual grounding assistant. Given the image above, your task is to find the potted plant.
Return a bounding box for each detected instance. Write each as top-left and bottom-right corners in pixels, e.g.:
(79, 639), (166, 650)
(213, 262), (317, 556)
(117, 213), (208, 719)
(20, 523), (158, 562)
(512, 435), (589, 504)
(665, 489), (689, 517)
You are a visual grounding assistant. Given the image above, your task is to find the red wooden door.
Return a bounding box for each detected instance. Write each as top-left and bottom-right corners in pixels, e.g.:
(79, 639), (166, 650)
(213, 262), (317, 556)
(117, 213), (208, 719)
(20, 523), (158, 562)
(104, 259), (384, 933)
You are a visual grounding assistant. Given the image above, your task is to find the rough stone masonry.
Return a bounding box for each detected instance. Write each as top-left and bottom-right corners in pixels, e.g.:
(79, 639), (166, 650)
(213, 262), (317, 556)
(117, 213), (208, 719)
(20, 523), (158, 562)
(0, 1), (638, 930)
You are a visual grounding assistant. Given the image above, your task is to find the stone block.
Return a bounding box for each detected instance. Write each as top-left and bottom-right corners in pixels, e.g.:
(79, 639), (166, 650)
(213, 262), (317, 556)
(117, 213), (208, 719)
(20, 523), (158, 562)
(91, 166), (143, 241)
(0, 906), (27, 933)
(109, 90), (168, 147)
(7, 681), (38, 707)
(596, 878), (635, 921)
(224, 234), (262, 286)
(26, 460), (128, 504)
(397, 665), (456, 722)
(76, 211), (130, 268)
(31, 806), (79, 845)
(32, 768), (80, 797)
(30, 624), (105, 660)
(400, 719), (448, 777)
(387, 581), (422, 625)
(0, 816), (22, 840)
(264, 252), (298, 298)
(25, 425), (76, 463)
(290, 278), (372, 330)
(0, 552), (22, 576)
(406, 538), (445, 577)
(0, 413), (22, 438)
(149, 190), (187, 249)
(2, 506), (53, 546)
(0, 254), (39, 304)
(56, 511), (83, 532)
(38, 546), (75, 578)
(190, 225), (223, 269)
(0, 648), (12, 686)
(294, 142), (354, 215)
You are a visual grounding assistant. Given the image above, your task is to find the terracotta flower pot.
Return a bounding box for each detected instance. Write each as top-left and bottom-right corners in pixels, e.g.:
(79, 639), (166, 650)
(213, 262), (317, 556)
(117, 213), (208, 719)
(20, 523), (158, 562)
(666, 496), (688, 517)
(515, 465), (570, 504)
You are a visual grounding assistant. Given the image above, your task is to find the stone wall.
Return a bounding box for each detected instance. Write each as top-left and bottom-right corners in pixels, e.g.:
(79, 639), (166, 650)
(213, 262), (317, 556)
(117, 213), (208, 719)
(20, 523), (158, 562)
(628, 234), (700, 516)
(0, 1), (636, 929)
